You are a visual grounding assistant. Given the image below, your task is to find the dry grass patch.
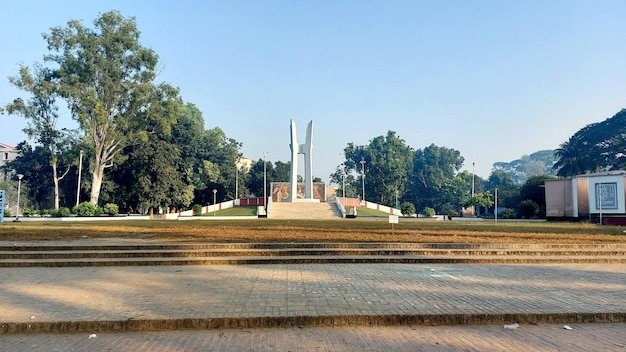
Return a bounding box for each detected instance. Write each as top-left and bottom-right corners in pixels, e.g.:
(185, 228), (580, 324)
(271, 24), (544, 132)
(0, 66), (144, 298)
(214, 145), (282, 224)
(0, 219), (624, 243)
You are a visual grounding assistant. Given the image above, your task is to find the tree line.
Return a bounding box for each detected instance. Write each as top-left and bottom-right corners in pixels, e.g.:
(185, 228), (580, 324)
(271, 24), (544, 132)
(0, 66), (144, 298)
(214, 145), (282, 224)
(2, 11), (623, 218)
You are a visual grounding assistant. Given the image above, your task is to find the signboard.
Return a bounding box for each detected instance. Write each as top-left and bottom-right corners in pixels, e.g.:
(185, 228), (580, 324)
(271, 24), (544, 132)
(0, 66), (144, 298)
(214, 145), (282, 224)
(596, 182), (618, 209)
(388, 215), (399, 224)
(0, 190), (4, 223)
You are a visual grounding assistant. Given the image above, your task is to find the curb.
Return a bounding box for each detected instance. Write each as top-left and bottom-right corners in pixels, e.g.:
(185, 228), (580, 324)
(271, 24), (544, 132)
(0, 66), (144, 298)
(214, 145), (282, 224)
(2, 312), (625, 334)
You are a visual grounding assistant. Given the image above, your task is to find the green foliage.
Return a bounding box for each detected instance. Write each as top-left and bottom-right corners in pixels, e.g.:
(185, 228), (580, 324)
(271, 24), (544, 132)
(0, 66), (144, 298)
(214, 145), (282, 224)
(492, 150), (557, 184)
(192, 204), (202, 216)
(502, 208), (517, 219)
(103, 203), (119, 216)
(518, 200), (540, 218)
(463, 191), (494, 209)
(94, 207), (104, 216)
(422, 207), (436, 217)
(73, 202), (98, 216)
(519, 175), (555, 217)
(400, 202), (416, 216)
(554, 109), (626, 177)
(22, 207), (37, 217)
(52, 207), (71, 217)
(3, 209), (11, 217)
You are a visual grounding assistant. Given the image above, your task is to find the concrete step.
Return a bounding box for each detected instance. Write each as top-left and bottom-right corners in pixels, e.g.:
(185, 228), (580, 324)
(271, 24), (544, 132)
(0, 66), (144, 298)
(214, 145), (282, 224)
(0, 242), (624, 266)
(269, 202), (341, 219)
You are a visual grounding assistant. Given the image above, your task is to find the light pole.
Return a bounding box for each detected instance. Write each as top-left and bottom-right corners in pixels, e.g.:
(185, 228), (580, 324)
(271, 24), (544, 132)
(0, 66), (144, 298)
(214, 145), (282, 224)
(76, 150), (83, 207)
(16, 174), (23, 221)
(471, 162), (475, 197)
(212, 189), (217, 216)
(235, 165), (239, 200)
(360, 158), (366, 203)
(263, 153), (267, 210)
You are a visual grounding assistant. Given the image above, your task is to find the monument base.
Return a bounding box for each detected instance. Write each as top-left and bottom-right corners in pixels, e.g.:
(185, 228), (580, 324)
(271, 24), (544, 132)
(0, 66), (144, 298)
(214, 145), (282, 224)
(284, 198), (320, 203)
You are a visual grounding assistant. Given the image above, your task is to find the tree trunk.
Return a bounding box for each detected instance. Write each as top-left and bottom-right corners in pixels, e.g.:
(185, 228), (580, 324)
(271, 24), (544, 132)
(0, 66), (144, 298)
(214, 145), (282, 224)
(52, 162), (60, 210)
(90, 164), (105, 205)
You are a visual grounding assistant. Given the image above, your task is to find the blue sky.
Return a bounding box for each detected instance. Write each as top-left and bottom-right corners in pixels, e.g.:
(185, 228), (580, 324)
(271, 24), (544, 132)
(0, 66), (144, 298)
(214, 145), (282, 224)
(1, 0), (625, 181)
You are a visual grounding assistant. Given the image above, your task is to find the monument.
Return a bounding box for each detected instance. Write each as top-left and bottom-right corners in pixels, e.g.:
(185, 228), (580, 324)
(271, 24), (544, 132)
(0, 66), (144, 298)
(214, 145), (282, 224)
(288, 119), (316, 202)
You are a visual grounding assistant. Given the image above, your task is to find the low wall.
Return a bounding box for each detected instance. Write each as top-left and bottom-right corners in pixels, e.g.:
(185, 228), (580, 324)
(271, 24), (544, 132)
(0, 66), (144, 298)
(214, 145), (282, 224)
(337, 198), (401, 215)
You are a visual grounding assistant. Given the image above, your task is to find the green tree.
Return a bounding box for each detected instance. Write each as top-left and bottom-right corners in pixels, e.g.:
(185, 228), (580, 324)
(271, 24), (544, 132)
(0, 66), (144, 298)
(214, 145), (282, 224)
(518, 199), (540, 218)
(519, 174), (556, 217)
(407, 144), (465, 212)
(400, 202), (415, 216)
(3, 142), (53, 209)
(486, 170), (520, 209)
(44, 11), (160, 205)
(341, 131), (413, 206)
(5, 64), (76, 209)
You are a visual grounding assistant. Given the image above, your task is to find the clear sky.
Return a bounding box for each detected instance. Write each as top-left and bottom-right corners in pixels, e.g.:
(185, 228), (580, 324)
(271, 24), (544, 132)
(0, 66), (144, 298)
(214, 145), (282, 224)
(1, 0), (625, 181)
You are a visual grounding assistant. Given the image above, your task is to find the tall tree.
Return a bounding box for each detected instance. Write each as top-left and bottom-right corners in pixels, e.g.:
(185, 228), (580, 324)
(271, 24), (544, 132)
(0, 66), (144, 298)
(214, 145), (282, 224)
(486, 170), (520, 209)
(44, 11), (159, 205)
(341, 131), (413, 206)
(5, 64), (75, 209)
(408, 144), (465, 212)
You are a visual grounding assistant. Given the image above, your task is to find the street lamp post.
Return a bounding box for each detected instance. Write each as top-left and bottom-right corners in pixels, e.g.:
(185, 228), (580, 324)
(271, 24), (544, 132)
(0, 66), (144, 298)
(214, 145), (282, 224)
(360, 158), (366, 203)
(15, 174), (23, 221)
(76, 150), (83, 207)
(212, 189), (217, 216)
(263, 153), (267, 210)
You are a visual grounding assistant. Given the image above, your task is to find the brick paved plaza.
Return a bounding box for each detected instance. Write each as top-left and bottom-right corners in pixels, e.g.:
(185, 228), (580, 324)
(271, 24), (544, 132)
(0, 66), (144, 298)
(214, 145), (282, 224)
(0, 256), (624, 351)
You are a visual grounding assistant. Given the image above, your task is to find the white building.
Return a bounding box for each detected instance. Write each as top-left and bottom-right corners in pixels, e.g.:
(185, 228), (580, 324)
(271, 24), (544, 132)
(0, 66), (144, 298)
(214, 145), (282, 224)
(0, 143), (18, 180)
(545, 171), (626, 225)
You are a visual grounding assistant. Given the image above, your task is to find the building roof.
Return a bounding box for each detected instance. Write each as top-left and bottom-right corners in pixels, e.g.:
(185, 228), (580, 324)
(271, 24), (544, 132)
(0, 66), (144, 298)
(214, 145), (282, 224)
(0, 143), (15, 150)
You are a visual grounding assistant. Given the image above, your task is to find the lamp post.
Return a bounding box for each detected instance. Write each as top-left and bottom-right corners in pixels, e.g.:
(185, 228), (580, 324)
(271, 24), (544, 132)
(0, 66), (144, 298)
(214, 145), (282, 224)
(471, 162), (475, 197)
(76, 150), (83, 207)
(16, 174), (23, 221)
(360, 158), (366, 203)
(235, 166), (239, 200)
(263, 153), (267, 210)
(212, 189), (217, 216)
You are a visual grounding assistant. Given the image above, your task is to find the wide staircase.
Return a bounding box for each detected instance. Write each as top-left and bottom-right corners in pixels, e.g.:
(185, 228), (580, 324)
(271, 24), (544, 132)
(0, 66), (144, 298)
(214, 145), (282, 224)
(1, 242), (624, 267)
(269, 201), (342, 219)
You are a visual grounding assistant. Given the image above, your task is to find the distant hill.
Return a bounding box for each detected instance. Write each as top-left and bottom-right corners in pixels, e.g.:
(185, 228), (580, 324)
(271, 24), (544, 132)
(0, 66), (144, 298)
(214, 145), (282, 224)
(492, 150), (557, 184)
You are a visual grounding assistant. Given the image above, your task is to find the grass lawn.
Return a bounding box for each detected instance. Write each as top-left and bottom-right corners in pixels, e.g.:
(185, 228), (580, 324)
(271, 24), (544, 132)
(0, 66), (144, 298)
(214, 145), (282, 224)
(0, 218), (624, 243)
(202, 206), (257, 216)
(350, 207), (390, 217)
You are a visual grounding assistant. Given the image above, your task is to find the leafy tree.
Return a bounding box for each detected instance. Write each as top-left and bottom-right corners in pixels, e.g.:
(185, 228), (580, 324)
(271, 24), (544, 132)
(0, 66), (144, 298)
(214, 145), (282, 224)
(400, 202), (415, 216)
(5, 64), (76, 209)
(518, 199), (540, 218)
(407, 144), (465, 212)
(463, 191), (494, 209)
(493, 150), (557, 184)
(519, 174), (556, 217)
(43, 11), (160, 205)
(3, 142), (53, 209)
(422, 207), (435, 217)
(341, 131), (413, 206)
(554, 109), (626, 176)
(486, 170), (520, 209)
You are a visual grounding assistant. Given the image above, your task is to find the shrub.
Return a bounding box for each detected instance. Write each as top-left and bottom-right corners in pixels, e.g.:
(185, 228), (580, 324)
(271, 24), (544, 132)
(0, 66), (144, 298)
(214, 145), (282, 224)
(502, 208), (516, 219)
(192, 204), (203, 216)
(94, 207), (104, 216)
(518, 199), (539, 219)
(73, 202), (97, 216)
(400, 202), (415, 217)
(3, 209), (11, 217)
(22, 207), (37, 217)
(103, 203), (119, 216)
(53, 207), (71, 217)
(422, 207), (436, 217)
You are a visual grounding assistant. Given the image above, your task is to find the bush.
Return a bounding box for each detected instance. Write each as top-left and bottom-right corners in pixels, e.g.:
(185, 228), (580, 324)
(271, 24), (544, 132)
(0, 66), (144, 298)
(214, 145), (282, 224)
(52, 207), (72, 217)
(21, 206), (37, 217)
(518, 199), (539, 219)
(73, 202), (97, 216)
(103, 203), (119, 216)
(400, 202), (415, 217)
(422, 207), (436, 217)
(94, 207), (104, 216)
(3, 209), (11, 217)
(502, 208), (516, 219)
(192, 204), (203, 216)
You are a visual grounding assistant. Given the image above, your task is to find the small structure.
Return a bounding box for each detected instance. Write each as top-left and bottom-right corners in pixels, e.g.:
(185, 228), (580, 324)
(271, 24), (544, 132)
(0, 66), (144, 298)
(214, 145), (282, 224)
(0, 143), (18, 180)
(545, 171), (626, 225)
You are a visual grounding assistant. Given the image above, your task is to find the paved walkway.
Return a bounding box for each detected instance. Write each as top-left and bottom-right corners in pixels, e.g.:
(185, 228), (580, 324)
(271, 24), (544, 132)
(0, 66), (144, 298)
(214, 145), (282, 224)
(0, 255), (624, 350)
